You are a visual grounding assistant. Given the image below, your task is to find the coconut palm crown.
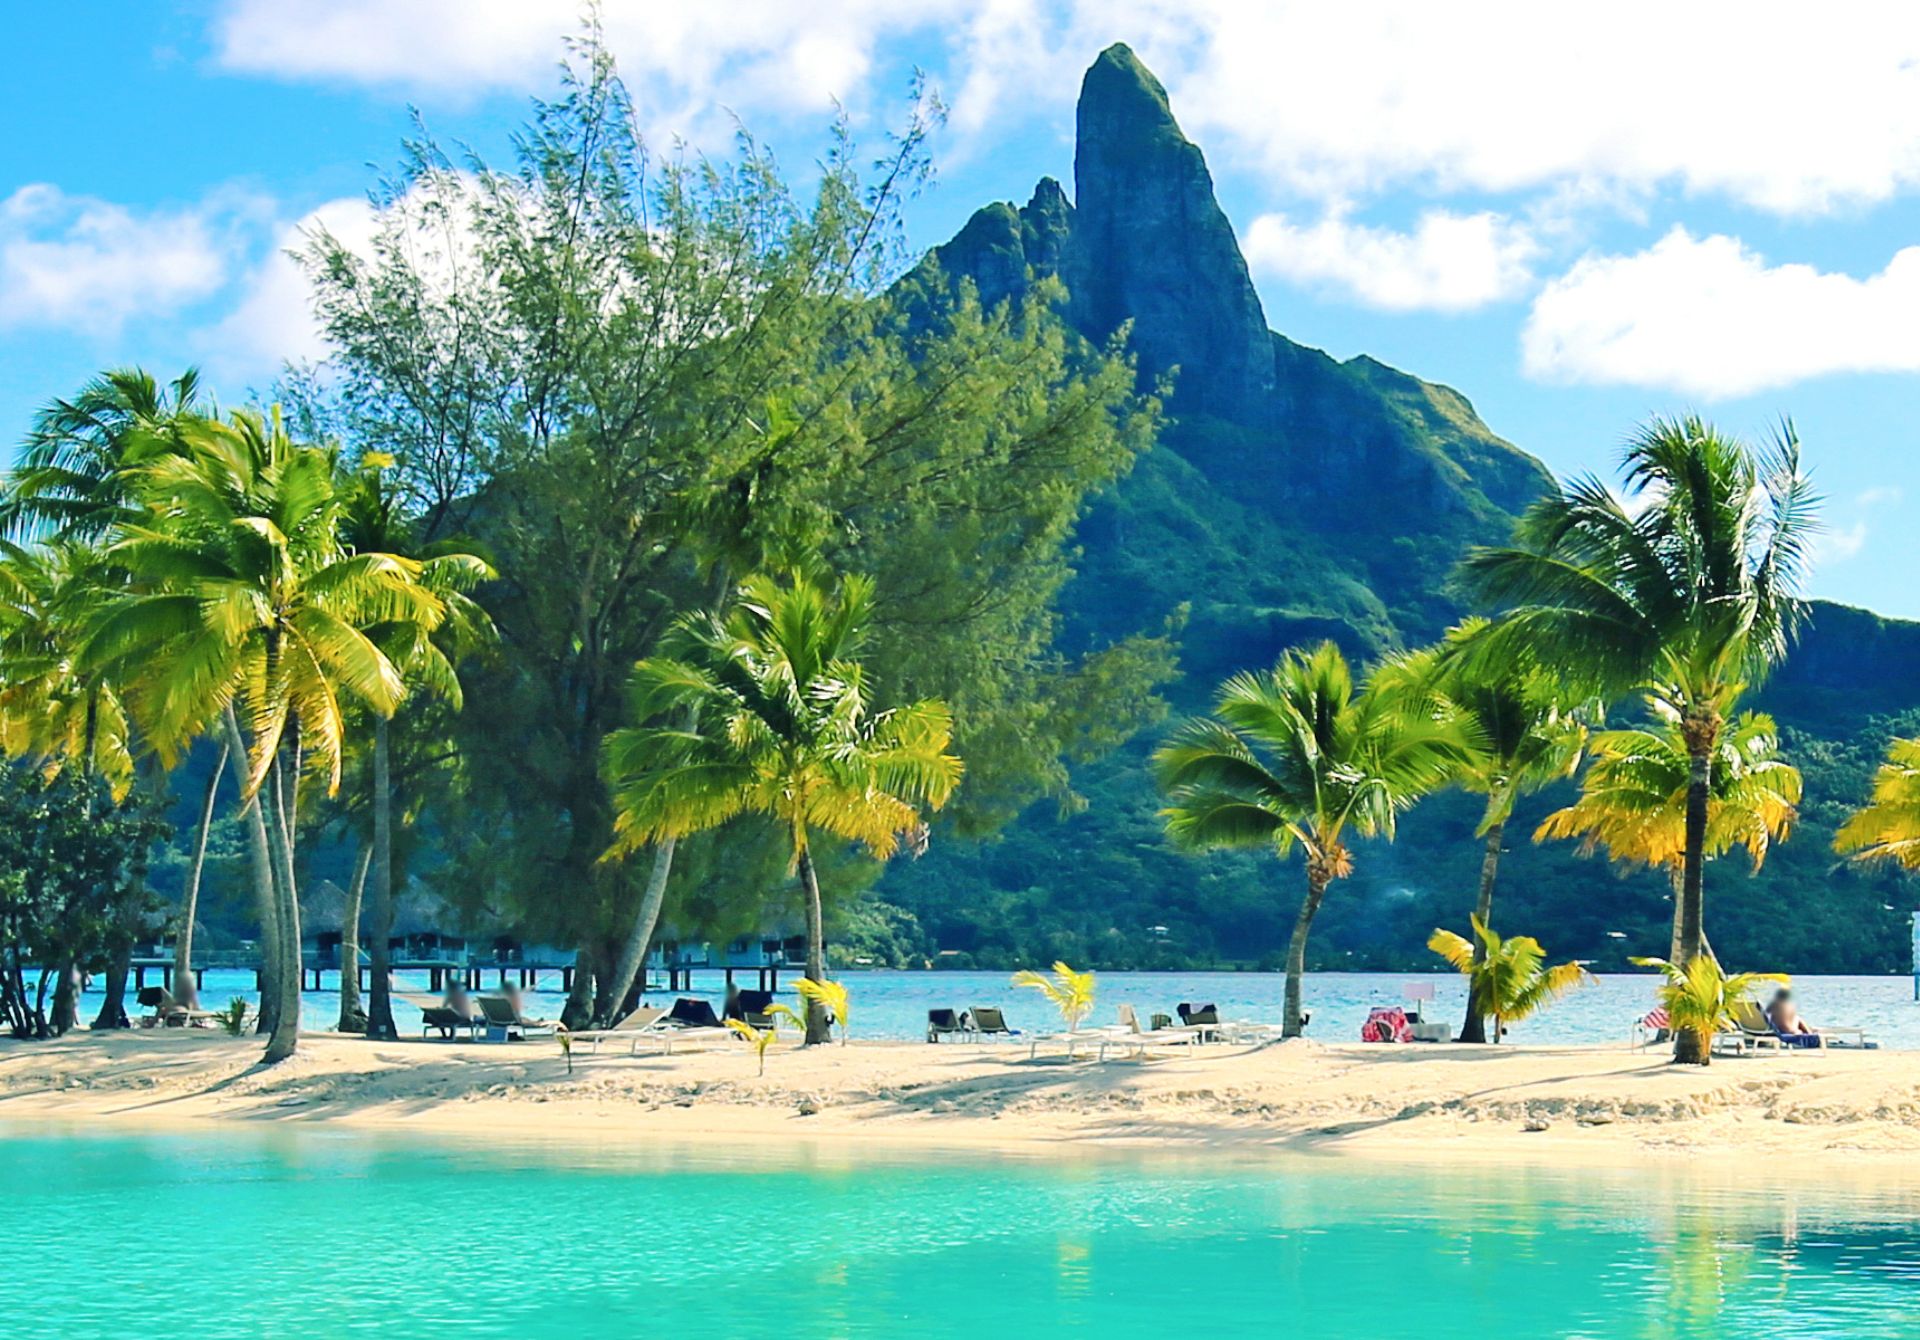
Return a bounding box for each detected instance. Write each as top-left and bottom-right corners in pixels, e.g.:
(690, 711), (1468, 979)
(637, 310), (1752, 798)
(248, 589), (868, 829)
(1835, 738), (1920, 871)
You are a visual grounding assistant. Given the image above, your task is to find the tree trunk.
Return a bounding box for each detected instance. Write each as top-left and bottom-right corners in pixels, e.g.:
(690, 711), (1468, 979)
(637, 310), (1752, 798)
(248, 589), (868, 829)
(1282, 864), (1332, 1039)
(50, 965), (78, 1036)
(336, 846), (372, 1033)
(1458, 818), (1505, 1044)
(224, 709), (281, 1037)
(363, 717), (399, 1040)
(258, 756), (303, 1064)
(1672, 715), (1716, 1066)
(798, 841), (830, 1045)
(90, 955), (131, 1030)
(173, 743), (228, 1009)
(600, 836), (677, 1026)
(562, 946), (596, 1029)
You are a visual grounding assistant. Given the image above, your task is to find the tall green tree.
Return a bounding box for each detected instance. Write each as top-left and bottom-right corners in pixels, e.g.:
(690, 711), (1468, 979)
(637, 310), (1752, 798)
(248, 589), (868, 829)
(295, 31), (1164, 1019)
(1377, 620), (1588, 1041)
(1154, 642), (1466, 1037)
(603, 570), (962, 1043)
(1460, 416), (1817, 1062)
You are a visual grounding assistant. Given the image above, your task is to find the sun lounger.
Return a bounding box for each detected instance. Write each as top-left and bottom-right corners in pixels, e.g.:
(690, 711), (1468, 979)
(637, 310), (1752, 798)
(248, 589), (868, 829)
(1026, 1029), (1113, 1061)
(1726, 1001), (1787, 1054)
(135, 986), (223, 1029)
(725, 989), (779, 1030)
(476, 994), (561, 1041)
(927, 1008), (967, 1042)
(665, 997), (723, 1029)
(969, 1006), (1018, 1040)
(568, 1004), (667, 1054)
(1099, 1005), (1204, 1060)
(399, 992), (482, 1040)
(1177, 1001), (1281, 1045)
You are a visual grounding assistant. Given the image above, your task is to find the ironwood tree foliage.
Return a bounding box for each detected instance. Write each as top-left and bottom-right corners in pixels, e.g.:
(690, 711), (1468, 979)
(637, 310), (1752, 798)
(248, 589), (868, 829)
(295, 31), (1172, 1019)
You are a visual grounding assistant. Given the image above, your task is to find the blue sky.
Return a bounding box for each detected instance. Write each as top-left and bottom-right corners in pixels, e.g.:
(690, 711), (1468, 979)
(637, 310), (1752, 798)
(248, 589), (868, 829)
(7, 3), (1920, 616)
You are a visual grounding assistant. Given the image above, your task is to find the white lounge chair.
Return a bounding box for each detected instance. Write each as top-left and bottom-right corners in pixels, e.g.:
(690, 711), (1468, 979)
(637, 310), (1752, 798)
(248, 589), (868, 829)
(568, 1004), (668, 1054)
(477, 994), (561, 1041)
(1098, 1004), (1205, 1059)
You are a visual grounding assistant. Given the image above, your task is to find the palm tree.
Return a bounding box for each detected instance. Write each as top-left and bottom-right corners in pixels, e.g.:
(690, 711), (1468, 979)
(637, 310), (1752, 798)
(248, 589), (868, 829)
(602, 569), (963, 1044)
(336, 454), (493, 1040)
(1011, 962), (1096, 1032)
(1154, 642), (1467, 1038)
(1536, 703), (1800, 959)
(2, 367), (206, 542)
(0, 538), (139, 1030)
(1377, 621), (1588, 1041)
(1630, 955), (1788, 1066)
(1428, 916), (1590, 1042)
(1835, 738), (1920, 871)
(1460, 416), (1817, 1062)
(86, 410), (450, 1062)
(3, 368), (222, 1006)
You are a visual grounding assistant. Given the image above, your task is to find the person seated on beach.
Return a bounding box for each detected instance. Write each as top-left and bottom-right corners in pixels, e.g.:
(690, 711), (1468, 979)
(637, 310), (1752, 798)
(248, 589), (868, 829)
(1767, 988), (1819, 1041)
(500, 982), (557, 1026)
(443, 981), (479, 1022)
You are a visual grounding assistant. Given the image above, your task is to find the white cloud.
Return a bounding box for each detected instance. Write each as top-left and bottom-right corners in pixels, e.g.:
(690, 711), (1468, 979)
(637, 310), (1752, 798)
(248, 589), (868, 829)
(1859, 485), (1905, 508)
(1813, 520), (1870, 566)
(0, 185), (237, 335)
(1522, 228), (1920, 398)
(210, 3), (1920, 218)
(197, 197), (379, 380)
(213, 0), (946, 123)
(1243, 210), (1538, 312)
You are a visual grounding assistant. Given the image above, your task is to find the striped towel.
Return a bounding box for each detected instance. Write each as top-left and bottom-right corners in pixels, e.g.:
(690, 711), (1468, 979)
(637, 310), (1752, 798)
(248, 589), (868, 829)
(1641, 1006), (1670, 1030)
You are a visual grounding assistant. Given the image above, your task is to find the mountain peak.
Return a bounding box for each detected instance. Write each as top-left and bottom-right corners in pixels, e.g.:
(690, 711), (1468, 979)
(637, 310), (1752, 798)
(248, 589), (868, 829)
(1072, 43), (1274, 421)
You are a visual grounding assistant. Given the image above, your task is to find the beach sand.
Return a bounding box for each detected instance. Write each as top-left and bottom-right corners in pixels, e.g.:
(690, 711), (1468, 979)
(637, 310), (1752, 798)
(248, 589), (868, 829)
(4, 1029), (1920, 1164)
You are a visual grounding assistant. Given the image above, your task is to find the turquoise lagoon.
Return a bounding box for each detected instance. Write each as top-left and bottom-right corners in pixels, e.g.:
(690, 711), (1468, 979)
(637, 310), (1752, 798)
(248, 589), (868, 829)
(7, 1125), (1920, 1338)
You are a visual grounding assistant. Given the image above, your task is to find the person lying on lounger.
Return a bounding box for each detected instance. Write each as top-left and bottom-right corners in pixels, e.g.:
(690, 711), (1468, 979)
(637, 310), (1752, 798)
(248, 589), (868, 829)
(1766, 988), (1821, 1045)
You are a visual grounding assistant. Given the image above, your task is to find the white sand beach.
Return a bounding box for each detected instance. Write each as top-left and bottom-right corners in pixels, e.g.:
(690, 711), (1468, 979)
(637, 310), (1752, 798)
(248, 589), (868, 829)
(6, 1030), (1920, 1165)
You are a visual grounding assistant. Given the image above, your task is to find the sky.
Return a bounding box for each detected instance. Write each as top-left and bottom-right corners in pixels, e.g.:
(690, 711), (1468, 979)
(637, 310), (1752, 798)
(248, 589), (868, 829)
(6, 3), (1920, 615)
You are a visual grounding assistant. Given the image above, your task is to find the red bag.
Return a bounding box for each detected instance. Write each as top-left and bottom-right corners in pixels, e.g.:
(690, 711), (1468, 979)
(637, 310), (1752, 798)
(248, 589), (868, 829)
(1360, 1006), (1412, 1043)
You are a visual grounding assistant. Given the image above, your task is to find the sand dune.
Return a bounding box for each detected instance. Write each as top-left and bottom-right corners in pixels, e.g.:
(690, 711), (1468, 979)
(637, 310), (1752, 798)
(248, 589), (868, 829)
(4, 1030), (1920, 1163)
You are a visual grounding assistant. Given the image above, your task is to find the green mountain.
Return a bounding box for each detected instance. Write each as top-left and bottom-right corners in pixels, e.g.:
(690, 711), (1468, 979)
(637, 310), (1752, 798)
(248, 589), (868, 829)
(878, 44), (1920, 977)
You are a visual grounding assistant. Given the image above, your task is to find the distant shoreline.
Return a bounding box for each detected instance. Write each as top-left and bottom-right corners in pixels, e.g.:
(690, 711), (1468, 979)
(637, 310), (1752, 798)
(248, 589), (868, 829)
(6, 1031), (1920, 1167)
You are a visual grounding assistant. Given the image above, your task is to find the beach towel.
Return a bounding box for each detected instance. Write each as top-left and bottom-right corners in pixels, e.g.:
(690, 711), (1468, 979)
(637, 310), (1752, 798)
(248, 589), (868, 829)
(1360, 1006), (1413, 1043)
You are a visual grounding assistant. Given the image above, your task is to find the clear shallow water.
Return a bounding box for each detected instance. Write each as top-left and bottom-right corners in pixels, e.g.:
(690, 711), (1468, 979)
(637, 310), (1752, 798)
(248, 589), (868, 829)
(95, 968), (1920, 1047)
(8, 1126), (1920, 1338)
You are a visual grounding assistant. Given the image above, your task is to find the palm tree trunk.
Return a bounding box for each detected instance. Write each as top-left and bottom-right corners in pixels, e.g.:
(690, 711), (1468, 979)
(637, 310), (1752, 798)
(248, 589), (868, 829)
(1458, 818), (1505, 1045)
(1283, 864), (1332, 1039)
(174, 743), (229, 1010)
(336, 846), (372, 1033)
(259, 756), (303, 1063)
(597, 570), (729, 1027)
(1672, 716), (1716, 1066)
(601, 837), (676, 1025)
(224, 708), (280, 1037)
(363, 717), (400, 1040)
(798, 841), (831, 1045)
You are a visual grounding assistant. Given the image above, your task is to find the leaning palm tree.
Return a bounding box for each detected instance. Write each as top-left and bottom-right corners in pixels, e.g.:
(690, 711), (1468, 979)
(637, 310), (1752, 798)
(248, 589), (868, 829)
(602, 569), (963, 1044)
(85, 409), (450, 1062)
(1377, 621), (1588, 1041)
(1428, 916), (1590, 1043)
(1536, 702), (1800, 959)
(1154, 642), (1467, 1038)
(1460, 416), (1817, 1062)
(1835, 738), (1920, 871)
